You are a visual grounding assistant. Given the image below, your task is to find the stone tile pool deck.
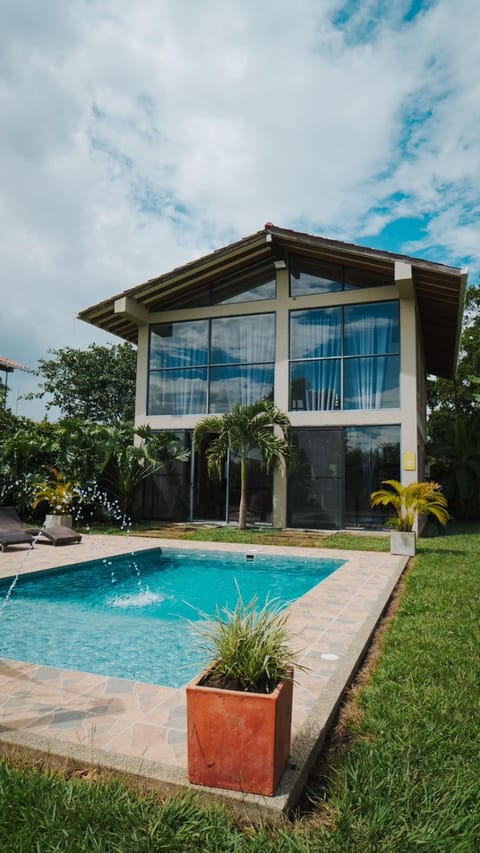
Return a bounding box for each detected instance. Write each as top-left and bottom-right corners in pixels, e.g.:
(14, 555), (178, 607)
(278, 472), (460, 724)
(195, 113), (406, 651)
(0, 533), (408, 821)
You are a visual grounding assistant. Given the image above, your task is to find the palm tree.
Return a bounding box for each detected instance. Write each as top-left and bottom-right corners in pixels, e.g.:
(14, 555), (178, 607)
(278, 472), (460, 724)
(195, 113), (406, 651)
(370, 479), (449, 531)
(194, 400), (295, 530)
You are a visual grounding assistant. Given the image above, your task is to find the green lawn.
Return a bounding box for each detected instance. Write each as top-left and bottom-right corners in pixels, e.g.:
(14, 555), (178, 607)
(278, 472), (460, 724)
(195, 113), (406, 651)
(1, 525), (479, 851)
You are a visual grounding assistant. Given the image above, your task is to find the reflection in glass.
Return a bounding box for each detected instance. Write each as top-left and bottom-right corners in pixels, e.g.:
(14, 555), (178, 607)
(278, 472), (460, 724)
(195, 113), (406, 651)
(287, 429), (343, 529)
(344, 356), (400, 409)
(290, 361), (341, 411)
(344, 425), (400, 526)
(290, 308), (342, 360)
(290, 257), (343, 296)
(157, 269), (276, 310)
(149, 321), (208, 369)
(210, 365), (274, 412)
(344, 302), (399, 355)
(148, 313), (276, 415)
(228, 451), (273, 524)
(290, 256), (393, 296)
(143, 430), (190, 521)
(343, 266), (393, 290)
(214, 277), (275, 304)
(289, 301), (400, 411)
(210, 314), (275, 364)
(148, 368), (207, 415)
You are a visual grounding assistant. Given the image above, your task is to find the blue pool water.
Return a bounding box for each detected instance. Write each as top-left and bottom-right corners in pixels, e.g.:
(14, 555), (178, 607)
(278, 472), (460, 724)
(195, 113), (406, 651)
(0, 547), (344, 687)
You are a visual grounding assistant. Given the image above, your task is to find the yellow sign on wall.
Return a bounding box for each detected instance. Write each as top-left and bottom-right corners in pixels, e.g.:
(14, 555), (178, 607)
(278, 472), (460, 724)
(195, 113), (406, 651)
(403, 452), (416, 471)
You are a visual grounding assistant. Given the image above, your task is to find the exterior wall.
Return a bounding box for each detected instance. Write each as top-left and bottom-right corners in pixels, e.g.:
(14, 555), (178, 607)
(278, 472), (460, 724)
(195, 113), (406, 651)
(133, 259), (425, 528)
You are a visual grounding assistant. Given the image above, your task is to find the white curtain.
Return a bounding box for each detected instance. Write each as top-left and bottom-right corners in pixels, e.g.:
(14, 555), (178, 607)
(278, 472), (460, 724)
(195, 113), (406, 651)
(343, 303), (399, 409)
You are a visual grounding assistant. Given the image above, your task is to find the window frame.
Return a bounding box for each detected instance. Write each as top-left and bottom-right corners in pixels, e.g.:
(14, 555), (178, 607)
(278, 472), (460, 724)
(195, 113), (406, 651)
(289, 300), (400, 411)
(148, 312), (276, 415)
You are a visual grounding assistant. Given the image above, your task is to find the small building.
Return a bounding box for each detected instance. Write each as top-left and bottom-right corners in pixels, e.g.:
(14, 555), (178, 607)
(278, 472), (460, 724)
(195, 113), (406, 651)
(79, 224), (466, 529)
(0, 355), (33, 409)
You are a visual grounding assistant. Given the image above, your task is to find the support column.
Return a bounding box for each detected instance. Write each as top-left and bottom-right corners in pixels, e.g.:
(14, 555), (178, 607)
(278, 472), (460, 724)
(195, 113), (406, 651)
(395, 262), (419, 486)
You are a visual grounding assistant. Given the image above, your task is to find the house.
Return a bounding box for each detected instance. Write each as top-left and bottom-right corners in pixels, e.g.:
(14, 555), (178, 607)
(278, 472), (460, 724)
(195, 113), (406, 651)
(78, 224), (467, 529)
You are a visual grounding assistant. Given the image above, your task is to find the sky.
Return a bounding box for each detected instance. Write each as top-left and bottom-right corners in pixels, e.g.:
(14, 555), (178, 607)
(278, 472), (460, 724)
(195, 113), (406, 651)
(1, 0), (479, 419)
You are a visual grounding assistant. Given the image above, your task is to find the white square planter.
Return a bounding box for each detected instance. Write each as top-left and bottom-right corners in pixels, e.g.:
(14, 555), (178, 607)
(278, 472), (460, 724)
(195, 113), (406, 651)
(390, 530), (416, 556)
(45, 514), (73, 529)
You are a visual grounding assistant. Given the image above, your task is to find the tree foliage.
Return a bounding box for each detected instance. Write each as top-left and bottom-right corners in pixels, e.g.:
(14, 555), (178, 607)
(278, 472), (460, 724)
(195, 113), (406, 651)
(427, 285), (480, 520)
(0, 343), (193, 521)
(30, 343), (137, 424)
(0, 416), (189, 522)
(98, 423), (189, 517)
(427, 286), (480, 415)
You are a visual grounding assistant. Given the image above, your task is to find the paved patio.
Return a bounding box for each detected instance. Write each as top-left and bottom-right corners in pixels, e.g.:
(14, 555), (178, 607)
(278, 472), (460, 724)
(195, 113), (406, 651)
(0, 533), (407, 820)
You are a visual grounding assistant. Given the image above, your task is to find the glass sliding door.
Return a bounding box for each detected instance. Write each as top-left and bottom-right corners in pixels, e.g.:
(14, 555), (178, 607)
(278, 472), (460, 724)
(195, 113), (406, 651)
(287, 429), (343, 529)
(193, 433), (228, 521)
(344, 425), (400, 527)
(142, 431), (190, 521)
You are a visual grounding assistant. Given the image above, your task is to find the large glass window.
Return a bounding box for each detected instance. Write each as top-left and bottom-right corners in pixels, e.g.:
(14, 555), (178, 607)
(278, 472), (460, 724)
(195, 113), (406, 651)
(289, 301), (399, 410)
(290, 255), (392, 296)
(159, 268), (276, 309)
(212, 273), (275, 305)
(148, 313), (275, 415)
(290, 258), (343, 296)
(148, 321), (208, 415)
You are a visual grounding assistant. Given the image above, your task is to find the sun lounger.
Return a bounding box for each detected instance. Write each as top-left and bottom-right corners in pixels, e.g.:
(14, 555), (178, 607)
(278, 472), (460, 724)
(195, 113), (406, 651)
(0, 506), (35, 552)
(34, 525), (82, 546)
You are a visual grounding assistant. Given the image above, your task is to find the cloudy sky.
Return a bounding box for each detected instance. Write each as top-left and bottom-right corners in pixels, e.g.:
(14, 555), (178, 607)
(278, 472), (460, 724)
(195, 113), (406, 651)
(1, 0), (479, 418)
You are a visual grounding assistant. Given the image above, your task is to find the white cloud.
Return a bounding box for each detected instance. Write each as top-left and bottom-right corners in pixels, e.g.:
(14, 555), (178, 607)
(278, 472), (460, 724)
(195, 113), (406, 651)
(0, 0), (478, 417)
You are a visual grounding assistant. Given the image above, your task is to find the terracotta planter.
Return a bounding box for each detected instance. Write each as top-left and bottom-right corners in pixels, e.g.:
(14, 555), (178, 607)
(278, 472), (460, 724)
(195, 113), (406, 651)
(186, 667), (293, 796)
(390, 530), (416, 556)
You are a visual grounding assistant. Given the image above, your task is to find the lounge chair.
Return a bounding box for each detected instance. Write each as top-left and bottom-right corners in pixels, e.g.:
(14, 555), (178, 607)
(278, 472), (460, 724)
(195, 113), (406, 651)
(34, 525), (82, 546)
(0, 506), (35, 552)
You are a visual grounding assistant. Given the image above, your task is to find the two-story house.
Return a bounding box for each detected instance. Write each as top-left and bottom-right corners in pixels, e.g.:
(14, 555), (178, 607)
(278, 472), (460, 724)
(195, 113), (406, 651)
(79, 224), (466, 530)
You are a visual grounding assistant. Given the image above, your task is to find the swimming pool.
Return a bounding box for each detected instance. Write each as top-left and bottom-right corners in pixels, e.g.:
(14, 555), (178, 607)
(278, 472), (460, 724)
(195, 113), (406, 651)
(0, 547), (344, 687)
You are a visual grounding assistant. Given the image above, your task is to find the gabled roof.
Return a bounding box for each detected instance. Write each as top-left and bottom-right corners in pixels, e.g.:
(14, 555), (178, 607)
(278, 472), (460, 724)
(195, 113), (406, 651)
(78, 223), (467, 379)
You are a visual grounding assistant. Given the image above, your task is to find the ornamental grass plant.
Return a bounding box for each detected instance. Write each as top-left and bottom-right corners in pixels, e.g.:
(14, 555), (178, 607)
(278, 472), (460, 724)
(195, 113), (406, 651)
(194, 585), (304, 693)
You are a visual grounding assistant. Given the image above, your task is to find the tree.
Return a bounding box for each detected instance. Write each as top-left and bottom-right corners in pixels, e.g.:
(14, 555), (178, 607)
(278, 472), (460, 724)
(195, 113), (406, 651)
(30, 343), (137, 424)
(427, 285), (480, 520)
(428, 411), (480, 520)
(194, 400), (294, 530)
(427, 286), (480, 415)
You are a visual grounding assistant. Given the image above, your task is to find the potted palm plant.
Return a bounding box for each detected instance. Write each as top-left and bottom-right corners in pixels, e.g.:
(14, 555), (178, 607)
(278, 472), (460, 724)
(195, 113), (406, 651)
(32, 467), (80, 528)
(370, 479), (449, 555)
(186, 588), (304, 796)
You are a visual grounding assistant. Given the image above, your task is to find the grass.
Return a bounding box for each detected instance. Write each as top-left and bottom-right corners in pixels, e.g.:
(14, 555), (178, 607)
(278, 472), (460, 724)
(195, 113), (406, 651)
(1, 524), (479, 850)
(124, 521), (391, 551)
(83, 520), (390, 551)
